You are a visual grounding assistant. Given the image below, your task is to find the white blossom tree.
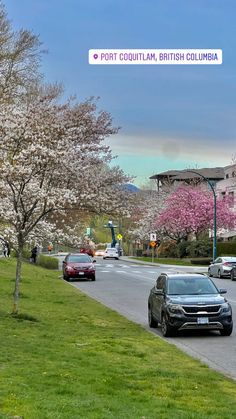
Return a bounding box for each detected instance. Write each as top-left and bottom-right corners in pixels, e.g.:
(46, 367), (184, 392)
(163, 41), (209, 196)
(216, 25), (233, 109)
(0, 2), (42, 105)
(0, 89), (131, 313)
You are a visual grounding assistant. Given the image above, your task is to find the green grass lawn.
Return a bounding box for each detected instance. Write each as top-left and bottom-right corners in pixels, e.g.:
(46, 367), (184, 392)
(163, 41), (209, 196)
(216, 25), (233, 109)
(131, 257), (194, 266)
(0, 258), (236, 418)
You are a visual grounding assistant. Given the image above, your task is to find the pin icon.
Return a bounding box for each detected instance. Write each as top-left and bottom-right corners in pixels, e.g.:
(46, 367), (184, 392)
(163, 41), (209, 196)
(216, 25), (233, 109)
(93, 54), (98, 59)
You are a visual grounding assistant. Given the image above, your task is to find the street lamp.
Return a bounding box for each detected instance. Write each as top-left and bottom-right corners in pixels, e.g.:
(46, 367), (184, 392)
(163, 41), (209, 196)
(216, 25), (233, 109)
(177, 170), (217, 261)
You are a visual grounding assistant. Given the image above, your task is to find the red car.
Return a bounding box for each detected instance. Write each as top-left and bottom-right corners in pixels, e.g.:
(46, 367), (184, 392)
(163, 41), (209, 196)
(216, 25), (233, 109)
(62, 253), (96, 281)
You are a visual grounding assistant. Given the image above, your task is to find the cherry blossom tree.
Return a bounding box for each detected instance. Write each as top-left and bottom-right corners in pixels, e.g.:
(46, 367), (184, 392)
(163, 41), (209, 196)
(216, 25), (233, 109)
(0, 2), (42, 105)
(155, 185), (236, 243)
(0, 89), (131, 313)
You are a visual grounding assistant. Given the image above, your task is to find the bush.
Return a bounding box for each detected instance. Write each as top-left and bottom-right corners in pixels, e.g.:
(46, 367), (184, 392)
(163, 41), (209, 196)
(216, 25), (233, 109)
(186, 240), (212, 258)
(158, 241), (178, 258)
(176, 241), (189, 258)
(190, 258), (212, 265)
(217, 242), (236, 256)
(36, 254), (58, 270)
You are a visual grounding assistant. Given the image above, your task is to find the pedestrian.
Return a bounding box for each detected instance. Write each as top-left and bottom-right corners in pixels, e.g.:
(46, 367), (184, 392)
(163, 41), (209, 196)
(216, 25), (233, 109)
(6, 242), (10, 257)
(3, 245), (7, 257)
(30, 246), (38, 263)
(48, 244), (53, 254)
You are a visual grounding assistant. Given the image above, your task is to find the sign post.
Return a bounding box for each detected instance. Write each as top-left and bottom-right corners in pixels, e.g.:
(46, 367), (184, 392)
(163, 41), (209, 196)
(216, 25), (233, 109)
(150, 241), (156, 263)
(150, 233), (156, 242)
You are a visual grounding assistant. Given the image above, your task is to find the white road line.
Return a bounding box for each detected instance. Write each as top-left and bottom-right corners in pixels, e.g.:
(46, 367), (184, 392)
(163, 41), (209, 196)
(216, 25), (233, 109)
(147, 271), (157, 274)
(132, 270), (142, 273)
(116, 270), (126, 273)
(100, 270), (110, 273)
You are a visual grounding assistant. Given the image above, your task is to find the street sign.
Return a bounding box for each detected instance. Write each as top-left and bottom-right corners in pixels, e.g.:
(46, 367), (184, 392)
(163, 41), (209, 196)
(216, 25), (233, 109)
(150, 241), (156, 247)
(150, 233), (156, 241)
(117, 234), (123, 240)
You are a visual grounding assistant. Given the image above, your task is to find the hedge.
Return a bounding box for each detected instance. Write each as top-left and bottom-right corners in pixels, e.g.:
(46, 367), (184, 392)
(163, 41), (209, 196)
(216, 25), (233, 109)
(217, 242), (236, 256)
(36, 254), (58, 270)
(190, 258), (212, 265)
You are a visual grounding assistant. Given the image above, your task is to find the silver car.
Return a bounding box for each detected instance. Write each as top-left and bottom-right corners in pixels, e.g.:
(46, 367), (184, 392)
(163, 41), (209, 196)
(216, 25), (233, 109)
(103, 247), (119, 260)
(208, 256), (236, 278)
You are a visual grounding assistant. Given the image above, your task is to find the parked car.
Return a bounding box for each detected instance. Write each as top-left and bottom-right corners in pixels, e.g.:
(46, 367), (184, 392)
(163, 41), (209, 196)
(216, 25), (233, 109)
(231, 266), (236, 281)
(79, 246), (95, 257)
(103, 247), (119, 260)
(148, 273), (233, 337)
(208, 256), (236, 278)
(62, 253), (96, 281)
(95, 249), (105, 257)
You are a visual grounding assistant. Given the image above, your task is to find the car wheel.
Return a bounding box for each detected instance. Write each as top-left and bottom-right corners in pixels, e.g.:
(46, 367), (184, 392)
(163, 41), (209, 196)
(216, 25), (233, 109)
(148, 306), (158, 328)
(91, 275), (96, 281)
(161, 314), (175, 337)
(208, 268), (212, 277)
(220, 324), (233, 336)
(217, 270), (222, 279)
(231, 270), (236, 281)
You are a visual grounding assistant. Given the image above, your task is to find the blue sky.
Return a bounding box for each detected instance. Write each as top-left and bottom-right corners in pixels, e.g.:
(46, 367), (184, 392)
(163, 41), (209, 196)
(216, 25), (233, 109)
(5, 0), (236, 185)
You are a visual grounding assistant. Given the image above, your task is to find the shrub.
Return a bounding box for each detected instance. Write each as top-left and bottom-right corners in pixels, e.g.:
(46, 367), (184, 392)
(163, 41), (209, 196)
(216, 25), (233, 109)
(190, 258), (212, 265)
(158, 241), (178, 258)
(217, 242), (236, 256)
(176, 241), (189, 258)
(36, 254), (58, 270)
(186, 240), (212, 258)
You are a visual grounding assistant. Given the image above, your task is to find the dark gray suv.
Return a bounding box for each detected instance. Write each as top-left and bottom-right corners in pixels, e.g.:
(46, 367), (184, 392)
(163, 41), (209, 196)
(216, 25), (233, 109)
(148, 273), (233, 337)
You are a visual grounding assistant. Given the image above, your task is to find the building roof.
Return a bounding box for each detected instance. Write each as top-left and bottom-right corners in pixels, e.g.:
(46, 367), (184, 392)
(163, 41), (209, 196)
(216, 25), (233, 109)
(150, 167), (225, 181)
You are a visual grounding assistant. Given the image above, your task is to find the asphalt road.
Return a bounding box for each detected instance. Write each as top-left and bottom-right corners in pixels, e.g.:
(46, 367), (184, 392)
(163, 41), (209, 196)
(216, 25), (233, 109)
(59, 256), (236, 381)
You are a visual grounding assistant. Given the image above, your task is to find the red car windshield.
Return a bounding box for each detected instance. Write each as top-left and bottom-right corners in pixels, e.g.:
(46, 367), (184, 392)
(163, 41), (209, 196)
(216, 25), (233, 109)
(67, 255), (91, 263)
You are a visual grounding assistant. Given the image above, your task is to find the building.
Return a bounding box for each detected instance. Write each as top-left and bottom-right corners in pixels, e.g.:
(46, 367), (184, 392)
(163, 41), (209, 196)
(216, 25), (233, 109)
(216, 164), (236, 210)
(150, 167), (225, 192)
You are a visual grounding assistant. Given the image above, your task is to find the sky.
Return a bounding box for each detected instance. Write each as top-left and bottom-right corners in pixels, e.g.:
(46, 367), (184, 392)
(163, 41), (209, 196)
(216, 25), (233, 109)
(4, 0), (236, 186)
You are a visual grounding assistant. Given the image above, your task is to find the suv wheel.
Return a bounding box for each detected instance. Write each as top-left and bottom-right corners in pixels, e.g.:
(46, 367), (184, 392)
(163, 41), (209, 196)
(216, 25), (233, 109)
(148, 306), (158, 328)
(220, 324), (233, 336)
(91, 275), (96, 281)
(161, 314), (175, 337)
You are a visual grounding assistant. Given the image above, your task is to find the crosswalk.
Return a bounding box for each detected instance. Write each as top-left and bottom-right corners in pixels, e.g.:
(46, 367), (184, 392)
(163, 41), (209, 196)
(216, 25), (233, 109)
(94, 262), (207, 275)
(96, 263), (163, 275)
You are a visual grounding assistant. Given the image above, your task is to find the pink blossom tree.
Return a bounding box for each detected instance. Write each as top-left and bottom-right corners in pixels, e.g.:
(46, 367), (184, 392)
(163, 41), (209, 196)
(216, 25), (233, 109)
(155, 185), (236, 243)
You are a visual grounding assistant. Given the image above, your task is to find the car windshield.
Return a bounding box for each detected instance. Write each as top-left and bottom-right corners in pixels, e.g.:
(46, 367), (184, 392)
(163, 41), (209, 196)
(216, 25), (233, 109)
(67, 255), (91, 263)
(167, 277), (218, 295)
(107, 248), (117, 252)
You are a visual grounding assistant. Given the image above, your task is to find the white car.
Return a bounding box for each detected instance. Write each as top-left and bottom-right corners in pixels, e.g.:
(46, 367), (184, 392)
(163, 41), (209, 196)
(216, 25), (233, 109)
(103, 247), (119, 260)
(208, 256), (236, 278)
(95, 249), (105, 257)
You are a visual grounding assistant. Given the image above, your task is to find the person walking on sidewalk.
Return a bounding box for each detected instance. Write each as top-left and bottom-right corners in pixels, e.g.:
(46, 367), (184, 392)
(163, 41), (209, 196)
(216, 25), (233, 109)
(30, 246), (38, 263)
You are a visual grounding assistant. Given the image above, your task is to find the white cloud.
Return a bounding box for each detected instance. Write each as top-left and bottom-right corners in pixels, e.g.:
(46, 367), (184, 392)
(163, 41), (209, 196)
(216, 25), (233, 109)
(107, 133), (235, 166)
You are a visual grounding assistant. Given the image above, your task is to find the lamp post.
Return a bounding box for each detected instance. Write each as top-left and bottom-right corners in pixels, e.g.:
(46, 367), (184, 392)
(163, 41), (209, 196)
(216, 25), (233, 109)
(179, 170), (217, 261)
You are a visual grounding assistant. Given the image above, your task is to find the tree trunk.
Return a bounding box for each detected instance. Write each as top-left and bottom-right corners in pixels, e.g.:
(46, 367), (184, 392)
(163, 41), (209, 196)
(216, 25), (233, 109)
(12, 235), (24, 314)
